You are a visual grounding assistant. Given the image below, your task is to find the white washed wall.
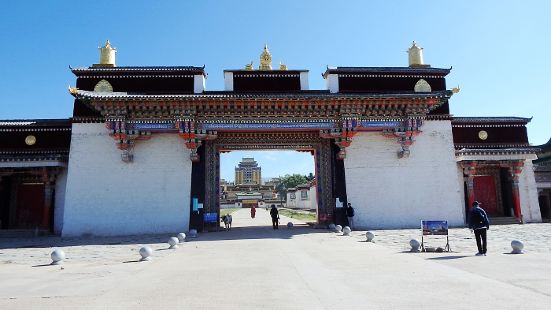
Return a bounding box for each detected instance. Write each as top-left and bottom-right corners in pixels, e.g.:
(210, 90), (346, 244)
(62, 123), (192, 236)
(519, 161), (541, 222)
(53, 168), (67, 234)
(344, 121), (464, 229)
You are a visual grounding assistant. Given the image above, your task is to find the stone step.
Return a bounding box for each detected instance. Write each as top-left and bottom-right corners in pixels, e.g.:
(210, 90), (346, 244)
(489, 217), (522, 225)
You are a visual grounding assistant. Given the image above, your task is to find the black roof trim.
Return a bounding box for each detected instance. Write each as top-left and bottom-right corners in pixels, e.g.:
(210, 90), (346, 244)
(71, 66), (206, 76)
(452, 117), (532, 124)
(323, 66), (451, 77)
(0, 119), (71, 127)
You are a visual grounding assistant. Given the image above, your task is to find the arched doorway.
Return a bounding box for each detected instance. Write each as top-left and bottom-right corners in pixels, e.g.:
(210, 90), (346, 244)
(189, 132), (344, 232)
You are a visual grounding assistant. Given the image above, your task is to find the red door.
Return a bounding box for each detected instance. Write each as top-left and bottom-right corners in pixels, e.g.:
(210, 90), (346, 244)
(16, 183), (45, 228)
(473, 176), (498, 216)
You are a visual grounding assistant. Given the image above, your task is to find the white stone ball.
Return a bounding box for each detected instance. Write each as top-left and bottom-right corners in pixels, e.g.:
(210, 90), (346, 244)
(366, 231), (375, 242)
(511, 240), (524, 254)
(287, 222), (293, 228)
(189, 229), (198, 238)
(335, 225), (343, 233)
(51, 249), (65, 264)
(343, 226), (351, 235)
(177, 233), (186, 243)
(139, 246), (153, 260)
(168, 237), (179, 249)
(328, 223), (336, 231)
(410, 239), (420, 252)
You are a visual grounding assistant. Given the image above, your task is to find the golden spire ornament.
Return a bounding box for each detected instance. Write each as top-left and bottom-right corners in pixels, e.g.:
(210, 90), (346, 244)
(259, 44), (272, 70)
(94, 40), (117, 67)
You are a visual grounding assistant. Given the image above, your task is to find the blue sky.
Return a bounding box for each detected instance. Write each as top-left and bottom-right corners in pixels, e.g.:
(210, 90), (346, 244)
(1, 0), (549, 178)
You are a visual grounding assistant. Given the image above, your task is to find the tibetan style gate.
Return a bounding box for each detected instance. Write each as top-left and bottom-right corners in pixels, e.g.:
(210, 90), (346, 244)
(200, 132), (336, 231)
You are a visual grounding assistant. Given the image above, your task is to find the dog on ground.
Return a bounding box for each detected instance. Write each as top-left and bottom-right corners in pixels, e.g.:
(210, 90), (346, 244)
(221, 214), (232, 230)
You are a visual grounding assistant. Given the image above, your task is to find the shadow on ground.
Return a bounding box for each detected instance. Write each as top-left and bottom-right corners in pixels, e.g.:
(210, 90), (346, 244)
(426, 255), (470, 260)
(0, 225), (330, 249)
(187, 225), (328, 242)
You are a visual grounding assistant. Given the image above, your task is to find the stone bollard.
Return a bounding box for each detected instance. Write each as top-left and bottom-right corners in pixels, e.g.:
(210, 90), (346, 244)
(177, 233), (186, 243)
(189, 229), (198, 238)
(409, 239), (420, 252)
(335, 225), (343, 233)
(365, 231), (375, 242)
(50, 249), (65, 265)
(139, 246), (153, 261)
(342, 226), (351, 236)
(168, 237), (179, 249)
(328, 223), (336, 231)
(287, 222), (293, 228)
(511, 240), (524, 254)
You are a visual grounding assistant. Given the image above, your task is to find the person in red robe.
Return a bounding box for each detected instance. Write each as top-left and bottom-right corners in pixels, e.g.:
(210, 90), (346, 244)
(250, 205), (256, 219)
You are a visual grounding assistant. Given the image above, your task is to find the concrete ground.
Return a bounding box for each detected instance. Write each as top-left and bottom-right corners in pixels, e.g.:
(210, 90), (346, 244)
(1, 208), (551, 309)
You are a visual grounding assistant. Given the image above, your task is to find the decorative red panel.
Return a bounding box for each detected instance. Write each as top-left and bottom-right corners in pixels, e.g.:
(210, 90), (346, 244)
(16, 184), (45, 228)
(473, 176), (498, 216)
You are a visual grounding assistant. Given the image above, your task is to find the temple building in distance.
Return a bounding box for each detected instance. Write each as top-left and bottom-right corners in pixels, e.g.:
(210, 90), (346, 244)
(235, 158), (262, 185)
(0, 41), (544, 236)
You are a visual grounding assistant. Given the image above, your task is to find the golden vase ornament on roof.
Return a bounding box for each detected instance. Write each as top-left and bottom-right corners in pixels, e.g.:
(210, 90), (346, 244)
(259, 45), (272, 70)
(98, 40), (117, 67)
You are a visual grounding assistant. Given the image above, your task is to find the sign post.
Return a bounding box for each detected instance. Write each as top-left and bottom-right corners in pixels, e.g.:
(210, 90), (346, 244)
(421, 220), (451, 252)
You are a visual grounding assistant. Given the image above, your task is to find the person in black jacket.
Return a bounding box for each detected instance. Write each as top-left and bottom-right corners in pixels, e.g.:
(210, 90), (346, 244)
(468, 201), (490, 256)
(346, 203), (355, 229)
(270, 204), (279, 229)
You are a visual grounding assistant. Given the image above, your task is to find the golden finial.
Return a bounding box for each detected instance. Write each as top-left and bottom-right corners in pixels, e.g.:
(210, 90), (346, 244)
(452, 86), (461, 94)
(245, 61), (254, 70)
(279, 62), (288, 70)
(259, 44), (272, 70)
(95, 39), (117, 67)
(408, 40), (429, 67)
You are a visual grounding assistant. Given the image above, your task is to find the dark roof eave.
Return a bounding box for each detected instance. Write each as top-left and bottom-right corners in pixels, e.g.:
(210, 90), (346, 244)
(452, 117), (533, 125)
(70, 65), (207, 77)
(72, 90), (453, 101)
(322, 66), (452, 78)
(455, 147), (540, 156)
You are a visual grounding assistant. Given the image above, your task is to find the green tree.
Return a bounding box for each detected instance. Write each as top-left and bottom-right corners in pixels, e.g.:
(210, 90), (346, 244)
(281, 174), (309, 189)
(276, 174), (310, 203)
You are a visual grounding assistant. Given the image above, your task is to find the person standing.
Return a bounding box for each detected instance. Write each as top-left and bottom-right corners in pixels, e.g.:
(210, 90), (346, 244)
(270, 204), (279, 229)
(469, 201), (490, 256)
(250, 205), (256, 219)
(346, 202), (355, 229)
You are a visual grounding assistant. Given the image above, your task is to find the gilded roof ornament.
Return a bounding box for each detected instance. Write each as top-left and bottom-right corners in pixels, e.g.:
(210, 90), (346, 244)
(245, 61), (254, 70)
(279, 62), (288, 70)
(94, 79), (114, 92)
(451, 86), (461, 94)
(408, 40), (430, 68)
(94, 39), (117, 67)
(259, 44), (272, 70)
(68, 86), (79, 95)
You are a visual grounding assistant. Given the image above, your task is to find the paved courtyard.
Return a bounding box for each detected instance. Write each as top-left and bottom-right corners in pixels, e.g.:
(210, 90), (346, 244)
(1, 208), (550, 309)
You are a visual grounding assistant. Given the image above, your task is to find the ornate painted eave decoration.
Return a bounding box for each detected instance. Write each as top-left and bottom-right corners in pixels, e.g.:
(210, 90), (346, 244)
(69, 88), (453, 162)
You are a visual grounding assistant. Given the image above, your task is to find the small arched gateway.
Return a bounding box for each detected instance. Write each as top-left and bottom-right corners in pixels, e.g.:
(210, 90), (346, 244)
(2, 41), (540, 236)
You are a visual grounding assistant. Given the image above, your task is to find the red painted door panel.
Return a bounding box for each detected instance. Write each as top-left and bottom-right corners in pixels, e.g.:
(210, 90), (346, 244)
(473, 176), (498, 216)
(16, 184), (45, 228)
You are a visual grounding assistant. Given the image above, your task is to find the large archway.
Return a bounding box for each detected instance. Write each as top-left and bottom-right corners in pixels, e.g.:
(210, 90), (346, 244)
(189, 131), (346, 232)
